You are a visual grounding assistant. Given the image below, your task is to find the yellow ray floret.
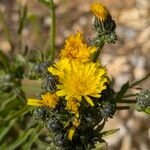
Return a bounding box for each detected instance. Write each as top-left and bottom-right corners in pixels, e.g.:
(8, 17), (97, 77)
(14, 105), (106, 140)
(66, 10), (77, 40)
(90, 2), (110, 21)
(27, 92), (59, 108)
(59, 32), (96, 62)
(68, 118), (80, 140)
(48, 58), (108, 106)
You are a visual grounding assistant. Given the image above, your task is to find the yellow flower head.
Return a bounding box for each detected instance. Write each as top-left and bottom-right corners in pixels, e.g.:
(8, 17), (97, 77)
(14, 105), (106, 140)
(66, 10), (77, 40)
(27, 92), (59, 108)
(66, 98), (80, 117)
(90, 2), (110, 21)
(59, 32), (96, 62)
(48, 58), (108, 106)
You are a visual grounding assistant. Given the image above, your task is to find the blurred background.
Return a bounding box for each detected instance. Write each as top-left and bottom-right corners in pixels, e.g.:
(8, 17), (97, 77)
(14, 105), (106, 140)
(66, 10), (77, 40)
(0, 0), (149, 149)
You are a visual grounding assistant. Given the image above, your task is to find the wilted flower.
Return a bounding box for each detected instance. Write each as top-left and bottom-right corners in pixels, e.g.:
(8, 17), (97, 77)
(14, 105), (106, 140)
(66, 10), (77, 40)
(27, 92), (59, 108)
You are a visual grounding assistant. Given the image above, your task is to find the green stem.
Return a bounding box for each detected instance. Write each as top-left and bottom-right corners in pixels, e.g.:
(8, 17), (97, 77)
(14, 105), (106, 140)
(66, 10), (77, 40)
(129, 73), (150, 88)
(116, 106), (130, 110)
(49, 0), (56, 62)
(123, 94), (137, 98)
(92, 40), (105, 62)
(117, 99), (136, 104)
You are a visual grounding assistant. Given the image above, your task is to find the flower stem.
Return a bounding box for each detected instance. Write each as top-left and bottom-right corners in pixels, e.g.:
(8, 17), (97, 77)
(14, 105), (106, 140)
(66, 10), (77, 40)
(48, 0), (56, 62)
(129, 73), (150, 88)
(123, 94), (137, 98)
(117, 99), (136, 104)
(92, 40), (105, 62)
(116, 106), (130, 110)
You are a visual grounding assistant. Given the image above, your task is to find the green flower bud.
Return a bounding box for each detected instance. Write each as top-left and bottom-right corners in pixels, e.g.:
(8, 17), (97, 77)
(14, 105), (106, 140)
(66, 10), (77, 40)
(46, 119), (63, 133)
(41, 74), (57, 93)
(136, 90), (150, 112)
(33, 107), (47, 120)
(101, 102), (116, 120)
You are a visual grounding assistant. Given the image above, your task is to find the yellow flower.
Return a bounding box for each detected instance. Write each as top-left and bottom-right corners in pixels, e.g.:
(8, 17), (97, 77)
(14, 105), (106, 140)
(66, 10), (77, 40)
(68, 118), (80, 140)
(90, 2), (110, 21)
(59, 32), (96, 62)
(48, 59), (108, 106)
(66, 98), (80, 117)
(27, 92), (59, 108)
(48, 58), (70, 78)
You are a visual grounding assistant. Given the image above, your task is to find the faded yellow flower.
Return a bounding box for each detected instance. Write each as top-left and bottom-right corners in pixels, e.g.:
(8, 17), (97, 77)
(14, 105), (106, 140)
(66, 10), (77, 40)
(59, 32), (96, 62)
(90, 2), (110, 21)
(27, 92), (59, 108)
(66, 98), (80, 117)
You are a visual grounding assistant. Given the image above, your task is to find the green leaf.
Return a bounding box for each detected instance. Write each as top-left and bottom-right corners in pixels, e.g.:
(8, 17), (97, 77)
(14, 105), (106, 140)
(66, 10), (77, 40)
(100, 128), (120, 137)
(7, 128), (34, 150)
(0, 98), (23, 116)
(1, 106), (29, 126)
(22, 125), (42, 150)
(0, 119), (16, 142)
(93, 140), (107, 150)
(0, 50), (9, 68)
(18, 4), (27, 35)
(38, 0), (51, 7)
(115, 82), (129, 101)
(0, 93), (17, 110)
(95, 120), (106, 132)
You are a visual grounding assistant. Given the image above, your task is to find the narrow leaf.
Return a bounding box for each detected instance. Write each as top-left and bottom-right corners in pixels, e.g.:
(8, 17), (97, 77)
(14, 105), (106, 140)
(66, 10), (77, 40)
(7, 128), (34, 150)
(100, 128), (120, 137)
(22, 125), (42, 150)
(0, 50), (9, 68)
(115, 82), (129, 101)
(0, 98), (23, 116)
(18, 4), (27, 35)
(0, 119), (16, 142)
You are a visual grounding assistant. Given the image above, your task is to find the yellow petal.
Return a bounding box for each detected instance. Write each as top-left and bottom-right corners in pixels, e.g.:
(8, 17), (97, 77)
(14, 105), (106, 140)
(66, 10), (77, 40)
(56, 90), (66, 96)
(85, 96), (94, 106)
(27, 99), (44, 106)
(68, 127), (76, 141)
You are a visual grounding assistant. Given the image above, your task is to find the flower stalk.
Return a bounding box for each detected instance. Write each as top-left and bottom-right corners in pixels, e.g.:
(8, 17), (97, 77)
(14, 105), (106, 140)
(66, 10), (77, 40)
(129, 73), (150, 88)
(49, 0), (56, 62)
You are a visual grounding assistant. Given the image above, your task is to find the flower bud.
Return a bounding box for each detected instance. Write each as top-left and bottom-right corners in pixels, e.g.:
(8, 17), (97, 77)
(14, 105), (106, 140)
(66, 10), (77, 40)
(41, 74), (57, 93)
(46, 119), (63, 133)
(101, 102), (116, 120)
(33, 107), (47, 120)
(136, 90), (150, 112)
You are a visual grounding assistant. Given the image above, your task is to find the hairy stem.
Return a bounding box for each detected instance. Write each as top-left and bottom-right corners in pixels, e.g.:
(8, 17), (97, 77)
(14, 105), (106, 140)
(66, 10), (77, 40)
(123, 94), (137, 98)
(129, 73), (150, 88)
(92, 40), (104, 62)
(117, 99), (136, 104)
(116, 106), (130, 110)
(49, 0), (56, 62)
